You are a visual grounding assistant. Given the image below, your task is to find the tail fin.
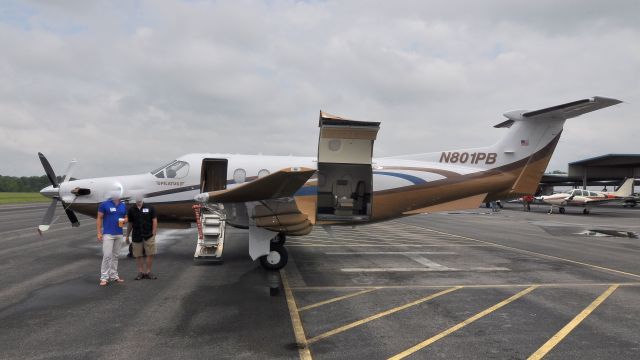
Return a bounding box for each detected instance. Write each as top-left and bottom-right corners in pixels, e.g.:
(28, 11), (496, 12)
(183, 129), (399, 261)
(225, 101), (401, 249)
(391, 96), (622, 196)
(504, 96), (621, 193)
(613, 178), (634, 197)
(392, 97), (621, 194)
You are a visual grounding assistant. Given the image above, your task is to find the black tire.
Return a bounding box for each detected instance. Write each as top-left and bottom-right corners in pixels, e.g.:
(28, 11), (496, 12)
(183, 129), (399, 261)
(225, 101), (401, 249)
(271, 233), (286, 245)
(260, 243), (288, 271)
(559, 207), (566, 214)
(583, 209), (590, 215)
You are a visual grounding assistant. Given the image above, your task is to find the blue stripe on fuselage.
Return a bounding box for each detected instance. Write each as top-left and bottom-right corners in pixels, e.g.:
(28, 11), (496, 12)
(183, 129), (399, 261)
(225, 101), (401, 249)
(293, 171), (426, 196)
(372, 171), (427, 185)
(295, 186), (318, 196)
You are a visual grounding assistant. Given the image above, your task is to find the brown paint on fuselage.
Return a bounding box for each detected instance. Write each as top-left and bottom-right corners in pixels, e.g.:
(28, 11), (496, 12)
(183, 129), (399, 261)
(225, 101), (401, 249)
(71, 201), (197, 223)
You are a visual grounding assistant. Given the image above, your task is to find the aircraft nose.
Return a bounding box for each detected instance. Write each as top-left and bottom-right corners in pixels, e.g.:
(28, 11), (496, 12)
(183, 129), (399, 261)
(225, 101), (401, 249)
(40, 185), (58, 199)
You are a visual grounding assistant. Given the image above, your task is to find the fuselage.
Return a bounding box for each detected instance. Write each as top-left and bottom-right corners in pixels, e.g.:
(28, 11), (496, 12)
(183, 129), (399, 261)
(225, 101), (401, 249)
(41, 152), (529, 228)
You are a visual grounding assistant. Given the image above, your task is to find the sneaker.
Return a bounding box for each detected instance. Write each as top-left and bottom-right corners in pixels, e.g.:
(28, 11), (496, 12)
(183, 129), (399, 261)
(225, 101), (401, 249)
(135, 273), (145, 280)
(145, 272), (158, 280)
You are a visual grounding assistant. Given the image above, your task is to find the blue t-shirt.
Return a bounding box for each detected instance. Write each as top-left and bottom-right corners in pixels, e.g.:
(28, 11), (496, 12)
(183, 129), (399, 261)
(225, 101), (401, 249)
(98, 200), (127, 235)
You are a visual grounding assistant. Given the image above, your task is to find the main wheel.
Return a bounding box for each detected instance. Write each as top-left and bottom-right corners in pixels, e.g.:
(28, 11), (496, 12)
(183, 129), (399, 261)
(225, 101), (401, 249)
(559, 207), (565, 214)
(583, 208), (590, 215)
(260, 243), (288, 270)
(271, 233), (286, 245)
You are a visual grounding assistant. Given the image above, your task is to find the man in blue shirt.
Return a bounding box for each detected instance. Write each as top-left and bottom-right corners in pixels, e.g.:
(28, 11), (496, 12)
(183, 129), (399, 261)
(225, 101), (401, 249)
(97, 192), (128, 286)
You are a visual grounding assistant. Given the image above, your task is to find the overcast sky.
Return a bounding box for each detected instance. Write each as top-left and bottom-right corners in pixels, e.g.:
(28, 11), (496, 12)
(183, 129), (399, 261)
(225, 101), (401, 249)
(0, 0), (638, 178)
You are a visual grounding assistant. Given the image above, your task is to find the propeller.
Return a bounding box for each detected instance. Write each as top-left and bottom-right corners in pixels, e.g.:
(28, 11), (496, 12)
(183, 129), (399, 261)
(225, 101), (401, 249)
(38, 152), (58, 188)
(37, 153), (81, 233)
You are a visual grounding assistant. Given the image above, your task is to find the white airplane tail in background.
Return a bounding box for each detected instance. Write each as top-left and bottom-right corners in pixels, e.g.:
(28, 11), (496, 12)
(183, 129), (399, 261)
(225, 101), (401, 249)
(613, 178), (635, 197)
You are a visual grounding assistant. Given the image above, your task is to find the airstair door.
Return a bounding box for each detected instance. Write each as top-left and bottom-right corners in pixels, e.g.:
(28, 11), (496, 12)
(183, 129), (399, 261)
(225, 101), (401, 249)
(195, 158), (228, 261)
(200, 158), (228, 193)
(316, 111), (380, 222)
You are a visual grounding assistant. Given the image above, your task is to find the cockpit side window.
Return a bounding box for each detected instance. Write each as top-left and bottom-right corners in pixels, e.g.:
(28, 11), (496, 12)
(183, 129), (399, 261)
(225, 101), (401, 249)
(151, 160), (189, 179)
(166, 161), (189, 178)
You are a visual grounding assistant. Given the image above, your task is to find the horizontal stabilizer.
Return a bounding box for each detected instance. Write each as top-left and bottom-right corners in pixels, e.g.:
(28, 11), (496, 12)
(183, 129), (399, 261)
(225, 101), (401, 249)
(496, 96), (622, 126)
(196, 167), (315, 203)
(522, 96), (622, 119)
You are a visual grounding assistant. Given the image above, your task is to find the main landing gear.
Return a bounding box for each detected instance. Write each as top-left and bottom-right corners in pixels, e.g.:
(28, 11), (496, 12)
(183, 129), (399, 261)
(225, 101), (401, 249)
(583, 208), (590, 215)
(559, 207), (565, 214)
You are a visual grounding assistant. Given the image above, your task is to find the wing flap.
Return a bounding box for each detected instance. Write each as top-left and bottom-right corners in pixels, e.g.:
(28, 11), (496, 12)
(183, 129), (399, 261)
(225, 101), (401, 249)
(201, 167), (315, 203)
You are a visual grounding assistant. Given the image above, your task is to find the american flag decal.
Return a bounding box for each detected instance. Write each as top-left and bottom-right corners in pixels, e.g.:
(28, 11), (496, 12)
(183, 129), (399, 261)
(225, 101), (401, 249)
(521, 139), (529, 146)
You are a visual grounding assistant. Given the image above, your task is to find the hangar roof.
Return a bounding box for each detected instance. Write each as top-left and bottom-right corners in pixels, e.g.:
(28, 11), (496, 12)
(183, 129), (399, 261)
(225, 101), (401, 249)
(569, 154), (640, 168)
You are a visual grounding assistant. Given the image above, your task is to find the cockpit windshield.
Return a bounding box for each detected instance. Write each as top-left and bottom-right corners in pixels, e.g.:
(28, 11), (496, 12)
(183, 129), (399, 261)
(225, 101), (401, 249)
(151, 160), (190, 179)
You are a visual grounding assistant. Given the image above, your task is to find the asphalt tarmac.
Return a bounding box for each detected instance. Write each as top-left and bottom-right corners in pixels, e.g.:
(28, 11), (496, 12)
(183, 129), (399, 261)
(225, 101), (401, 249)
(2, 202), (640, 359)
(0, 203), (295, 360)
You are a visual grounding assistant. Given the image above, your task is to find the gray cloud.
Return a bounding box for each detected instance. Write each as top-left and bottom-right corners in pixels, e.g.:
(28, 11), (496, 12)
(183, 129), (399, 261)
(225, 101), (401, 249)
(0, 0), (638, 178)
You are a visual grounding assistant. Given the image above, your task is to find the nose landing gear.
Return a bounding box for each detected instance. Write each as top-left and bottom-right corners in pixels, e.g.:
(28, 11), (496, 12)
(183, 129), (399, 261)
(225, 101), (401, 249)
(260, 242), (288, 270)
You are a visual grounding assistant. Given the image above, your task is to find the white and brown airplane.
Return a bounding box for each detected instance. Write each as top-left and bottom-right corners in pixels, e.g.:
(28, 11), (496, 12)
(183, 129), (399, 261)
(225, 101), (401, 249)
(536, 178), (635, 214)
(38, 96), (621, 269)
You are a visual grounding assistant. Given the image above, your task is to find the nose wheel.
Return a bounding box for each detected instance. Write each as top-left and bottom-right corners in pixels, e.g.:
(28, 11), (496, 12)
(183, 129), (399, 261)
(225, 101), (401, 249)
(260, 242), (288, 270)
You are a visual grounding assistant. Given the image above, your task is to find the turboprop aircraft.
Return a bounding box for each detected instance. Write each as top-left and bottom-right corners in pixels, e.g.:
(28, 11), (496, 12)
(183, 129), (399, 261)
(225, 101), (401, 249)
(536, 177), (635, 214)
(38, 96), (621, 270)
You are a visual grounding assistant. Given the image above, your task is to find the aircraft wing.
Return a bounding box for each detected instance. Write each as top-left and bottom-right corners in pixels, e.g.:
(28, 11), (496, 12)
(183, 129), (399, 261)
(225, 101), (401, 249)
(195, 167), (316, 203)
(522, 96), (622, 120)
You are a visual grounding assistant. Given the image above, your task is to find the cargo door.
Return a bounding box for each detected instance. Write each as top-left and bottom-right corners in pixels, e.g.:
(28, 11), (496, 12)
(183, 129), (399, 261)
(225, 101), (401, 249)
(201, 158), (228, 193)
(316, 111), (380, 222)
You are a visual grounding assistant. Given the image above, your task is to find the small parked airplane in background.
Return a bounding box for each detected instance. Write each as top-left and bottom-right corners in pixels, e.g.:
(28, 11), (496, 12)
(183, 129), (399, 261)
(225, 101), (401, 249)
(37, 96), (621, 269)
(536, 178), (635, 214)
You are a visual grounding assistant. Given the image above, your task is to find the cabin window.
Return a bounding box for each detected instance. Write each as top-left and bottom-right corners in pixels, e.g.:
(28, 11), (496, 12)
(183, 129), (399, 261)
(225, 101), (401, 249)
(258, 169), (270, 178)
(233, 168), (246, 183)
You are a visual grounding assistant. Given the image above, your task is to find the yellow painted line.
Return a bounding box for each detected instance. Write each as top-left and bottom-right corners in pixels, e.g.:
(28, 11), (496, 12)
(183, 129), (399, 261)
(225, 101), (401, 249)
(388, 286), (538, 360)
(291, 282), (640, 291)
(298, 288), (378, 312)
(398, 222), (640, 280)
(280, 269), (312, 360)
(307, 286), (461, 344)
(527, 284), (619, 360)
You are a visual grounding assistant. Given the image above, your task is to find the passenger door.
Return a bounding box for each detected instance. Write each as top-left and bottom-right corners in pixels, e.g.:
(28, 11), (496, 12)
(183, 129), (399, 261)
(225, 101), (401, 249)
(200, 158), (228, 193)
(316, 111), (380, 222)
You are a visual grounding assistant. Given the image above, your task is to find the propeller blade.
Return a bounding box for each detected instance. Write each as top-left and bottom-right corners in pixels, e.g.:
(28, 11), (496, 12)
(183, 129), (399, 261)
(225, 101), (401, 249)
(38, 198), (59, 233)
(64, 208), (80, 227)
(61, 159), (77, 183)
(38, 152), (58, 188)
